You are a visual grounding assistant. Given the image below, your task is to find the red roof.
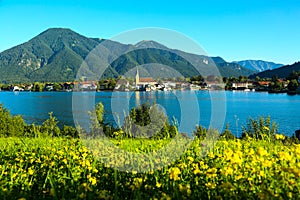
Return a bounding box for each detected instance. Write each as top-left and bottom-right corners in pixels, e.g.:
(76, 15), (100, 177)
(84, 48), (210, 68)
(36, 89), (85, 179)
(139, 77), (156, 83)
(258, 81), (270, 85)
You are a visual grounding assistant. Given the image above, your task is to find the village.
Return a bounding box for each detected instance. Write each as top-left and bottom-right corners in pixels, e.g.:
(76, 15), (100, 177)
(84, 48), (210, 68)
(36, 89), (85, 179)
(1, 68), (300, 94)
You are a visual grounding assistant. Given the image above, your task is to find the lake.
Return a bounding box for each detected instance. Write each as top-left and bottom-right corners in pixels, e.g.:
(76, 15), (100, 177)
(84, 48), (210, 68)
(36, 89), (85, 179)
(0, 91), (299, 137)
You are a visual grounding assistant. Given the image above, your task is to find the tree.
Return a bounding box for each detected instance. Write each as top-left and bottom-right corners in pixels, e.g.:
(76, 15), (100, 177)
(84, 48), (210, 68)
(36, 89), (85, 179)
(239, 76), (248, 83)
(287, 70), (299, 81)
(288, 79), (299, 91)
(193, 125), (207, 141)
(33, 82), (45, 92)
(89, 102), (105, 136)
(255, 76), (261, 82)
(241, 116), (278, 141)
(53, 83), (62, 91)
(220, 124), (236, 140)
(41, 112), (61, 137)
(0, 104), (25, 137)
(122, 103), (177, 139)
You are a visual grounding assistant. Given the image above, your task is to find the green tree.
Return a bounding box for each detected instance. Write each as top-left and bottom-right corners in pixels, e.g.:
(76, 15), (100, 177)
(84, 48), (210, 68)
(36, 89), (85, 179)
(0, 104), (25, 137)
(241, 116), (278, 141)
(288, 79), (299, 91)
(239, 76), (248, 83)
(53, 83), (62, 91)
(89, 102), (105, 136)
(287, 70), (299, 81)
(122, 103), (177, 139)
(220, 124), (236, 140)
(40, 112), (61, 137)
(193, 125), (207, 141)
(33, 82), (45, 92)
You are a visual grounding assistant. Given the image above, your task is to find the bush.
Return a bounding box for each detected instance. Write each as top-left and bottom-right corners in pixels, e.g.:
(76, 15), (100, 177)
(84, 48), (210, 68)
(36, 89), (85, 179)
(40, 112), (61, 137)
(241, 116), (278, 141)
(122, 103), (178, 139)
(220, 123), (236, 140)
(0, 104), (25, 137)
(193, 125), (207, 140)
(61, 125), (79, 138)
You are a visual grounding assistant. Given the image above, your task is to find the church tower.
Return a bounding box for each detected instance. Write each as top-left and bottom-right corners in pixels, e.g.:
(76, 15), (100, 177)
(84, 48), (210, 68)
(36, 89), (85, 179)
(135, 67), (139, 87)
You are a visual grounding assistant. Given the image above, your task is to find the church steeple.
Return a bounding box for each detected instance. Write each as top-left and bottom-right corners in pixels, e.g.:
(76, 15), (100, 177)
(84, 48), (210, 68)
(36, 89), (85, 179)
(135, 67), (139, 87)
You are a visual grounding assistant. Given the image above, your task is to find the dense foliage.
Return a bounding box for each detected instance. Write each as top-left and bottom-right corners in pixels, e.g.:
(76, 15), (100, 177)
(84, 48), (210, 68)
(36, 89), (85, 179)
(0, 104), (79, 138)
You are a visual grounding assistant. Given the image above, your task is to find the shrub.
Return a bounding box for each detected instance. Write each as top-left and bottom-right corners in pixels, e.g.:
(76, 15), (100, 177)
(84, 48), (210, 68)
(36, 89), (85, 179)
(193, 125), (207, 140)
(40, 112), (61, 137)
(0, 104), (25, 137)
(122, 103), (178, 139)
(241, 116), (278, 141)
(220, 123), (236, 140)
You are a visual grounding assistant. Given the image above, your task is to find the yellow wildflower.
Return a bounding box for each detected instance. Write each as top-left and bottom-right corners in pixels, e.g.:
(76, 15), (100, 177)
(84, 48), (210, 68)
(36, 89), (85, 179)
(169, 167), (181, 181)
(88, 176), (97, 185)
(28, 168), (34, 175)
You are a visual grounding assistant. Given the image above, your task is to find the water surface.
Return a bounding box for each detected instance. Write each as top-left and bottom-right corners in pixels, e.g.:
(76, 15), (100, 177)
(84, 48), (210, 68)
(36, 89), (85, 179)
(0, 91), (299, 137)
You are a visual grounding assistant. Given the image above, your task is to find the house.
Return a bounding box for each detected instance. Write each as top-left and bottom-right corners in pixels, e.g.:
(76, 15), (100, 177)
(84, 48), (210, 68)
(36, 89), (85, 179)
(45, 84), (54, 91)
(13, 86), (24, 91)
(138, 77), (157, 85)
(162, 81), (176, 89)
(206, 81), (225, 90)
(75, 81), (98, 91)
(232, 82), (253, 90)
(278, 79), (288, 87)
(189, 84), (201, 90)
(252, 81), (271, 91)
(257, 81), (271, 87)
(115, 79), (130, 91)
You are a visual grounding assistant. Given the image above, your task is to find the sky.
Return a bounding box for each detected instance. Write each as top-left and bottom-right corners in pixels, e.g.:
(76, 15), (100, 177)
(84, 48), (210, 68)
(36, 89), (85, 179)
(0, 0), (300, 64)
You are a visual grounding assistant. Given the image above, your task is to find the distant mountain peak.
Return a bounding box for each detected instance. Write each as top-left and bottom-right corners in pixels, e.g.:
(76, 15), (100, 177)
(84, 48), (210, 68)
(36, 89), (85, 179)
(37, 27), (76, 36)
(233, 60), (283, 72)
(135, 40), (168, 50)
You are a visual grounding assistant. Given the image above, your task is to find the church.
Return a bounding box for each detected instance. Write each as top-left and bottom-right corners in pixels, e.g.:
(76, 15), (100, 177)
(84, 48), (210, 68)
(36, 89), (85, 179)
(135, 67), (157, 90)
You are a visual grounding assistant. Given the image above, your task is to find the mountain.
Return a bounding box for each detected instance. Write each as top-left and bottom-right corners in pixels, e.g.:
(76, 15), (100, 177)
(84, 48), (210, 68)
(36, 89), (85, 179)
(234, 60), (283, 72)
(249, 62), (300, 79)
(0, 28), (254, 83)
(211, 57), (255, 78)
(0, 28), (100, 82)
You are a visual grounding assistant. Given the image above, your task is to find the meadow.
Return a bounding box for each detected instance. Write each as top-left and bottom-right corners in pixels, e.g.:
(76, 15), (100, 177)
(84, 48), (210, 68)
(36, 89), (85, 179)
(0, 103), (300, 199)
(0, 136), (299, 199)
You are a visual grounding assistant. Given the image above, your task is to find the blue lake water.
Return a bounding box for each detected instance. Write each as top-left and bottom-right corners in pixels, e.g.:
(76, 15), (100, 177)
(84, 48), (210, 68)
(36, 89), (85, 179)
(0, 91), (299, 137)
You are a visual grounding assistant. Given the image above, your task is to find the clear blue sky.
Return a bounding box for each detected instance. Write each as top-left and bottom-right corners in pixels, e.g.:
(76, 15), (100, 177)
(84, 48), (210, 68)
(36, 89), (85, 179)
(1, 0), (300, 64)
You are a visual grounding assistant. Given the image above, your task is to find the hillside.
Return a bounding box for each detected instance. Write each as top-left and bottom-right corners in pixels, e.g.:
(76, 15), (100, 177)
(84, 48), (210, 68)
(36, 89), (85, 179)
(249, 62), (300, 79)
(234, 60), (283, 72)
(0, 28), (102, 82)
(0, 28), (254, 83)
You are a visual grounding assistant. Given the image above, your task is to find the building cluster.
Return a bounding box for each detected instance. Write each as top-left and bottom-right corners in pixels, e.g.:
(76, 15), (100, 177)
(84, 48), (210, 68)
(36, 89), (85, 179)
(2, 69), (299, 93)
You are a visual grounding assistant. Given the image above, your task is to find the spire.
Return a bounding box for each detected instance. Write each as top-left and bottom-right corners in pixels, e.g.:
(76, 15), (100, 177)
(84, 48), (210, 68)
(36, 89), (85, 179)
(135, 67), (139, 87)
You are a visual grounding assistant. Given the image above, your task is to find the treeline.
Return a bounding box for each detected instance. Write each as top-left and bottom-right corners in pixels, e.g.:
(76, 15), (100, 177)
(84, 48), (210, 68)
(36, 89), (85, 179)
(0, 104), (79, 138)
(0, 102), (300, 144)
(0, 103), (177, 140)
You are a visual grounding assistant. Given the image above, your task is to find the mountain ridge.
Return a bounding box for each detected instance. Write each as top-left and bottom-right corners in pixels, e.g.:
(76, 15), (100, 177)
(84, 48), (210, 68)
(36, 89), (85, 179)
(0, 28), (255, 83)
(249, 61), (300, 79)
(234, 60), (283, 72)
